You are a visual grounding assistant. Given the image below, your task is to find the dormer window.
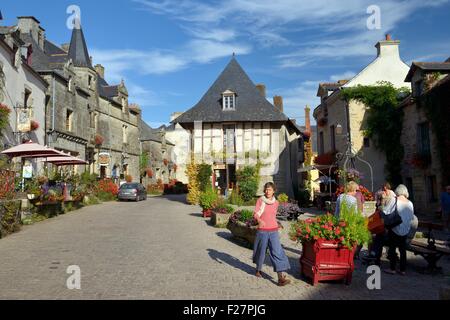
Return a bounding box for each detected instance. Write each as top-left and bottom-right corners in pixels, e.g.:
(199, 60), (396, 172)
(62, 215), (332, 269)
(222, 90), (236, 110)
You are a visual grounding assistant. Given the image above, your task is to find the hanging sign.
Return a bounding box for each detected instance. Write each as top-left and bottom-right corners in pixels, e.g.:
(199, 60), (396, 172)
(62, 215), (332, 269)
(98, 153), (111, 166)
(17, 108), (31, 132)
(22, 161), (33, 179)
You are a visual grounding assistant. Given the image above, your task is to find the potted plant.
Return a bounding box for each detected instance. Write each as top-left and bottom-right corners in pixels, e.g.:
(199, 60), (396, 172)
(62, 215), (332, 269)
(290, 203), (371, 286)
(278, 201), (303, 221)
(199, 188), (219, 218)
(211, 202), (235, 227)
(94, 134), (104, 146)
(227, 209), (259, 246)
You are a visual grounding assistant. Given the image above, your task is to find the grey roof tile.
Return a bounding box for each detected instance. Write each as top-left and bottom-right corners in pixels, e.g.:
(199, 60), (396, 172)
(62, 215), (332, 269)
(173, 57), (289, 124)
(68, 27), (92, 69)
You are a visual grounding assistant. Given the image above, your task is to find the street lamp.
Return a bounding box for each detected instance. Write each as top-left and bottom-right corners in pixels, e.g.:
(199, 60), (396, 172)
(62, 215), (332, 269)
(334, 123), (374, 192)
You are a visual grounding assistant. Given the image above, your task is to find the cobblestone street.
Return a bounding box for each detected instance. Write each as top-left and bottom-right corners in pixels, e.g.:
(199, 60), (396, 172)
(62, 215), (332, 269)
(0, 195), (449, 300)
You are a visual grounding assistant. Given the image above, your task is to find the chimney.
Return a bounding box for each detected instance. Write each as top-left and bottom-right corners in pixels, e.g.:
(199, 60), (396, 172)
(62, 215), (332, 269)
(375, 33), (401, 59)
(61, 43), (70, 52)
(95, 64), (105, 79)
(17, 17), (44, 50)
(305, 105), (311, 133)
(273, 96), (284, 113)
(171, 112), (184, 122)
(256, 84), (266, 98)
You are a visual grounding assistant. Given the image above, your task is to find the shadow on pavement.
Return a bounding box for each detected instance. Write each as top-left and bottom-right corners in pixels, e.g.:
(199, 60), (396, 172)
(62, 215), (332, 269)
(206, 248), (271, 279)
(158, 194), (190, 205)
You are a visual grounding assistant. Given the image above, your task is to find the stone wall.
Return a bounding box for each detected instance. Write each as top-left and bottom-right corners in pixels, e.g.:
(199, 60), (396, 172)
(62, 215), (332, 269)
(401, 101), (442, 216)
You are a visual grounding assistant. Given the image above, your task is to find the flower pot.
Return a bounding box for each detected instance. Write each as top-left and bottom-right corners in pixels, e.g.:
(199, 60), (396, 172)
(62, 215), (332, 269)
(202, 209), (212, 218)
(226, 220), (258, 246)
(300, 239), (356, 286)
(211, 211), (232, 227)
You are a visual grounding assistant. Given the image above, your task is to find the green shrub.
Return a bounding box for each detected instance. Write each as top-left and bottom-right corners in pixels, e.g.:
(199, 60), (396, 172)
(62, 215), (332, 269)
(199, 188), (219, 210)
(0, 201), (21, 236)
(197, 164), (212, 192)
(227, 188), (244, 206)
(278, 193), (289, 203)
(239, 209), (254, 223)
(236, 164), (260, 202)
(96, 192), (116, 202)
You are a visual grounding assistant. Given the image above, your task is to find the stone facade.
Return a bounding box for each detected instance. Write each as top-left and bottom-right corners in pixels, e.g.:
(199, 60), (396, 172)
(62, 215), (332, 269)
(4, 16), (142, 182)
(313, 35), (410, 193)
(400, 61), (450, 216)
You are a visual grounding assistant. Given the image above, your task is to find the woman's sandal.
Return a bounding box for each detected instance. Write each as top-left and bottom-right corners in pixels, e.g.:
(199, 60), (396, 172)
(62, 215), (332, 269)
(278, 276), (291, 287)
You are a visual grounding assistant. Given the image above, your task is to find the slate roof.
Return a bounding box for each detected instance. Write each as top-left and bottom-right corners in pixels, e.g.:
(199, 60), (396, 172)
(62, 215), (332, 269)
(68, 27), (93, 69)
(405, 61), (450, 82)
(140, 120), (163, 143)
(173, 58), (290, 124)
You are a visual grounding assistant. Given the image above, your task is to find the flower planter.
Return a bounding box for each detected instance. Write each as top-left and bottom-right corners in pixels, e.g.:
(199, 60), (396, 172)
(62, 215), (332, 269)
(300, 239), (356, 286)
(211, 212), (232, 227)
(202, 209), (212, 218)
(226, 220), (258, 246)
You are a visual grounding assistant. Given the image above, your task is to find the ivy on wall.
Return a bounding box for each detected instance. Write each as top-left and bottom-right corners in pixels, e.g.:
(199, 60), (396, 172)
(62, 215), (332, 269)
(418, 78), (450, 186)
(340, 82), (410, 185)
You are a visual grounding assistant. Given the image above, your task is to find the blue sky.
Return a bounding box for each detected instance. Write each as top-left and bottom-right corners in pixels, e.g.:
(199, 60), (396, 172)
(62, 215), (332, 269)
(2, 0), (450, 127)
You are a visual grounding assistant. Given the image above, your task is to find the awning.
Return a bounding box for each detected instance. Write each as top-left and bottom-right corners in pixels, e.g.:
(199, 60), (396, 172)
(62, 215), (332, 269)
(44, 156), (88, 166)
(0, 141), (62, 158)
(298, 164), (337, 173)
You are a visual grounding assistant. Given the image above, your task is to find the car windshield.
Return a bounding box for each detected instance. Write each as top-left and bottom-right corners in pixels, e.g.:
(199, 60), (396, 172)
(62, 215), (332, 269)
(121, 184), (138, 190)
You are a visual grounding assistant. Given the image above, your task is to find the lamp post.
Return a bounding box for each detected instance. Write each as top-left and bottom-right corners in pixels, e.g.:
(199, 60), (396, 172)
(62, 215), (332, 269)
(334, 123), (374, 192)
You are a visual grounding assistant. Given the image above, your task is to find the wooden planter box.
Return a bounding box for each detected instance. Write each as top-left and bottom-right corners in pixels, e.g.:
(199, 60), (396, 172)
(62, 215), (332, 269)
(211, 212), (232, 227)
(226, 220), (258, 246)
(300, 239), (356, 286)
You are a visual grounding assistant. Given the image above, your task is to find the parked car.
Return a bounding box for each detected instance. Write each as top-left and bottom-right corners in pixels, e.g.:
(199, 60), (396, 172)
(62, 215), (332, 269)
(118, 183), (147, 202)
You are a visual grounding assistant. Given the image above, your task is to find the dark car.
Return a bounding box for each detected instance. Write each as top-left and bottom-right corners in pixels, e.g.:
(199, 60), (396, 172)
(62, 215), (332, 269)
(118, 183), (147, 202)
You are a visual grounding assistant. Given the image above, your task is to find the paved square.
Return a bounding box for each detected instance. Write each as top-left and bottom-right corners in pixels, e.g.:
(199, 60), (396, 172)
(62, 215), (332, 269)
(0, 195), (449, 300)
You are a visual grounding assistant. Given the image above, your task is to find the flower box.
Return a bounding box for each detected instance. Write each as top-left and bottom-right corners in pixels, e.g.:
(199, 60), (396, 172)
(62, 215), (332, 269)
(300, 239), (356, 286)
(211, 211), (232, 227)
(226, 220), (258, 246)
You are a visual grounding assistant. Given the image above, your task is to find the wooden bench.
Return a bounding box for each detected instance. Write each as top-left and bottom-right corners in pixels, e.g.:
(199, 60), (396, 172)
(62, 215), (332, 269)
(406, 221), (450, 273)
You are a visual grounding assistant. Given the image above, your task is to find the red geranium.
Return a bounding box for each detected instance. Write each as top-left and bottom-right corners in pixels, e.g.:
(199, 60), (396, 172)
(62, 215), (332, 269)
(30, 120), (39, 131)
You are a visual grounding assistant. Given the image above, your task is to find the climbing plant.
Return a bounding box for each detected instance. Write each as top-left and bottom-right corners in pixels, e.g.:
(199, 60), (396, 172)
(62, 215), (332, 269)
(340, 82), (410, 185)
(418, 77), (450, 186)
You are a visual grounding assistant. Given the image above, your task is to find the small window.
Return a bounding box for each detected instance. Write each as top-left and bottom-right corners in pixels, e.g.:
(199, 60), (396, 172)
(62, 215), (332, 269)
(123, 125), (128, 144)
(24, 89), (32, 108)
(427, 176), (438, 203)
(66, 110), (73, 132)
(222, 90), (236, 110)
(330, 125), (336, 151)
(363, 137), (370, 148)
(417, 122), (431, 157)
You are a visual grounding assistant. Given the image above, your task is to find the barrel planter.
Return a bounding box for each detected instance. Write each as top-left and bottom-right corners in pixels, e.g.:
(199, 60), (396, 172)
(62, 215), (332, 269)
(300, 239), (356, 286)
(226, 220), (258, 246)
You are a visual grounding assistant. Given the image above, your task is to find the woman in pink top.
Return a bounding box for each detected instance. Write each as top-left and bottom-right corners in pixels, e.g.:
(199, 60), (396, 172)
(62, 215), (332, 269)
(253, 182), (291, 286)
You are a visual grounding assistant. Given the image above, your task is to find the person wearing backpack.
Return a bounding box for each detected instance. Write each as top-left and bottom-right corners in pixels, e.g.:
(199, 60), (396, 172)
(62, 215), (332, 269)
(384, 185), (415, 276)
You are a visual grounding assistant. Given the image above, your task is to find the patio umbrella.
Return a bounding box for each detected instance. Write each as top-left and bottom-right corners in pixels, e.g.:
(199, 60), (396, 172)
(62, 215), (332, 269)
(0, 141), (62, 158)
(45, 156), (88, 166)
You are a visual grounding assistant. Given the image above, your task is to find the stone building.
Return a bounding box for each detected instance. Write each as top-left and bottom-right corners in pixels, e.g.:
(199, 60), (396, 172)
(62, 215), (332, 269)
(400, 58), (450, 216)
(172, 57), (305, 198)
(313, 35), (410, 192)
(6, 16), (140, 181)
(139, 120), (175, 186)
(0, 26), (48, 174)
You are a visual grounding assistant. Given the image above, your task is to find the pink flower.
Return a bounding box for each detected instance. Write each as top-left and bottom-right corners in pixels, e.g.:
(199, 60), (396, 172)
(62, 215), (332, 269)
(313, 236), (319, 240)
(335, 228), (341, 235)
(340, 237), (345, 242)
(305, 235), (310, 240)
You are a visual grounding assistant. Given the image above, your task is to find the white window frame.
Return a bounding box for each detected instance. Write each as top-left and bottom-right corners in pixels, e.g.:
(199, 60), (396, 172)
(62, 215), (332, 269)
(222, 91), (236, 110)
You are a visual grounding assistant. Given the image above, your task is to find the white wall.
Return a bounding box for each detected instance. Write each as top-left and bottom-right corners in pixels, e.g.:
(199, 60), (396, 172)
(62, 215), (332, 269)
(0, 44), (47, 146)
